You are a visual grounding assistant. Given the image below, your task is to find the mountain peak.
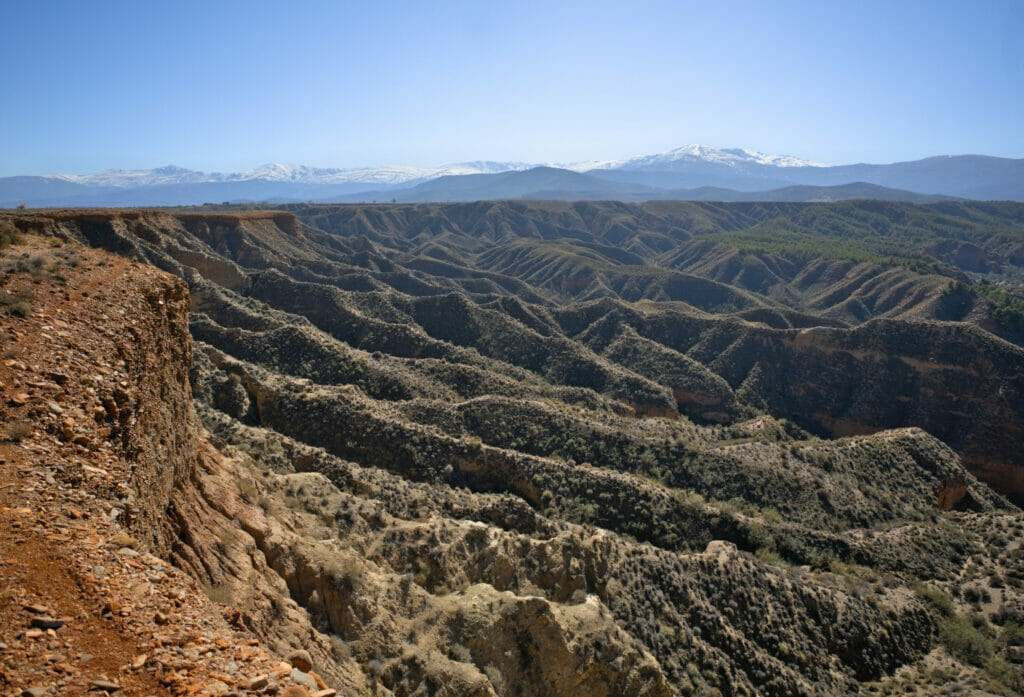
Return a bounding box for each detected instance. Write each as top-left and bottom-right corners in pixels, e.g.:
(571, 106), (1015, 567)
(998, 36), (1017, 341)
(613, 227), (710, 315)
(567, 145), (825, 172)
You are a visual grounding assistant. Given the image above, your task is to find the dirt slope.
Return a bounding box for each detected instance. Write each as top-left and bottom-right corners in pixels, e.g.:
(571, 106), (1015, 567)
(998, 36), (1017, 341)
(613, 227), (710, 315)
(0, 237), (337, 696)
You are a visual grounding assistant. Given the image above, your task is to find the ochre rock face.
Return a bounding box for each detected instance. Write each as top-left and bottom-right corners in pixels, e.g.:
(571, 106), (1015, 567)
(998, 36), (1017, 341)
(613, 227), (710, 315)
(935, 478), (969, 511)
(690, 322), (1024, 503)
(963, 458), (1024, 507)
(621, 399), (679, 420)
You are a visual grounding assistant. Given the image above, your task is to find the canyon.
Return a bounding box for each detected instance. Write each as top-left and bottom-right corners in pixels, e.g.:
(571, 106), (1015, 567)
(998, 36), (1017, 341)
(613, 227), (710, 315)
(2, 201), (1024, 696)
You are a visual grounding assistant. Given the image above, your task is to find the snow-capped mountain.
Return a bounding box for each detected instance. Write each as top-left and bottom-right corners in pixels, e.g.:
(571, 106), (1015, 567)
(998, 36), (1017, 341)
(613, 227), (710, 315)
(564, 144), (825, 172)
(5, 147), (1020, 206)
(45, 147), (821, 189)
(52, 161), (533, 188)
(52, 165), (216, 188)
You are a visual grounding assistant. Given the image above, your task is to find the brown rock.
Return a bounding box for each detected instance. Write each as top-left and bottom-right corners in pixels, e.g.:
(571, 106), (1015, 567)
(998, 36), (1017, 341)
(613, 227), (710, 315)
(111, 533), (137, 549)
(243, 675), (269, 690)
(308, 671), (328, 690)
(281, 688), (310, 697)
(936, 477), (968, 511)
(202, 680), (230, 695)
(285, 649), (313, 673)
(89, 679), (120, 692)
(30, 616), (64, 630)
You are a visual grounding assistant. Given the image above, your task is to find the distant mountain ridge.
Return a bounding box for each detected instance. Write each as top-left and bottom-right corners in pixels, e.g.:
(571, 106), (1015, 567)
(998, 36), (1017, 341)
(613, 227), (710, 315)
(334, 170), (957, 204)
(49, 160), (533, 187)
(3, 145), (1021, 206)
(565, 144), (827, 171)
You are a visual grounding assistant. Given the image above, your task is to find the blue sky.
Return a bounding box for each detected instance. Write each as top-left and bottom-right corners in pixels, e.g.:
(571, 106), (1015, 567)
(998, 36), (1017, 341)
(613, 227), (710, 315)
(1, 0), (1021, 175)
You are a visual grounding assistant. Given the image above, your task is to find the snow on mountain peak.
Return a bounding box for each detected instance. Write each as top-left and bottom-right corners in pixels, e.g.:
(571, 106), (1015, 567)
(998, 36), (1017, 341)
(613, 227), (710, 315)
(43, 146), (823, 190)
(565, 145), (825, 171)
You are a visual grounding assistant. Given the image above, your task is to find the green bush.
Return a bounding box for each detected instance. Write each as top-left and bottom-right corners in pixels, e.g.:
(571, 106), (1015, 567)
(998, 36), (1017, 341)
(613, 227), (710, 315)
(0, 220), (21, 249)
(913, 582), (955, 616)
(939, 614), (994, 666)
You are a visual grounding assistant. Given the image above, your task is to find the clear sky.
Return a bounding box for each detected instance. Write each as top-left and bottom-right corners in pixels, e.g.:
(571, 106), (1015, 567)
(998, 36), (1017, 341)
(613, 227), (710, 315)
(1, 0), (1021, 175)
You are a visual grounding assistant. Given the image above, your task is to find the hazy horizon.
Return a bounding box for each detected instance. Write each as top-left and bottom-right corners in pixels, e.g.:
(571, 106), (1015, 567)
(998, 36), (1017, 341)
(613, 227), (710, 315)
(10, 146), (1024, 180)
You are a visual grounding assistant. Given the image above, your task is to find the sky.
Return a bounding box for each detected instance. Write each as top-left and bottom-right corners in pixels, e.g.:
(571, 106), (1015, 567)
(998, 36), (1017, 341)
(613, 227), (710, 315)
(0, 0), (1021, 176)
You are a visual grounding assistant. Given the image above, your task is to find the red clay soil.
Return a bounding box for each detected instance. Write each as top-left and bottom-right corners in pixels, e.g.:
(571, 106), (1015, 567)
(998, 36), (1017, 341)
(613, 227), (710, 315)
(0, 237), (326, 696)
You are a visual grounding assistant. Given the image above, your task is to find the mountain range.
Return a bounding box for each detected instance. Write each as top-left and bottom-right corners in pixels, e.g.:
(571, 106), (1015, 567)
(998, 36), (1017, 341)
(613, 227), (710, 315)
(2, 145), (1022, 207)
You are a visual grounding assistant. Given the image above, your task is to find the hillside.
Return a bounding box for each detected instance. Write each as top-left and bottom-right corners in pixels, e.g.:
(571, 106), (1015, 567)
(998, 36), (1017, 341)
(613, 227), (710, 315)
(2, 201), (1024, 696)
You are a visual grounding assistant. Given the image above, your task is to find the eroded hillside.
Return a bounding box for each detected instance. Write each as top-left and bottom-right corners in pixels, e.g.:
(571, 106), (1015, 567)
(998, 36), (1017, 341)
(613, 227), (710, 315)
(2, 203), (1024, 696)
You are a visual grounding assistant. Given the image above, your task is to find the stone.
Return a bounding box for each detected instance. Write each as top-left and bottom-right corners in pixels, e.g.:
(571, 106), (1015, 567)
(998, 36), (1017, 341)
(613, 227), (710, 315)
(281, 688), (310, 697)
(111, 532), (137, 549)
(308, 671), (329, 690)
(154, 611), (169, 625)
(203, 680), (230, 695)
(21, 689), (47, 697)
(208, 672), (235, 685)
(290, 668), (317, 688)
(243, 675), (268, 690)
(89, 680), (120, 692)
(285, 649), (313, 673)
(30, 616), (64, 630)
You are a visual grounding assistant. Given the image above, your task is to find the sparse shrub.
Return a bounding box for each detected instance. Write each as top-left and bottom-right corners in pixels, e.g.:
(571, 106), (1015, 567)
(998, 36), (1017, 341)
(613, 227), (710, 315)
(939, 614), (994, 666)
(201, 582), (233, 605)
(334, 556), (364, 590)
(449, 643), (472, 663)
(329, 635), (351, 660)
(913, 582), (955, 616)
(3, 421), (33, 442)
(484, 665), (504, 691)
(1001, 621), (1024, 645)
(8, 300), (30, 317)
(0, 220), (21, 248)
(0, 289), (33, 317)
